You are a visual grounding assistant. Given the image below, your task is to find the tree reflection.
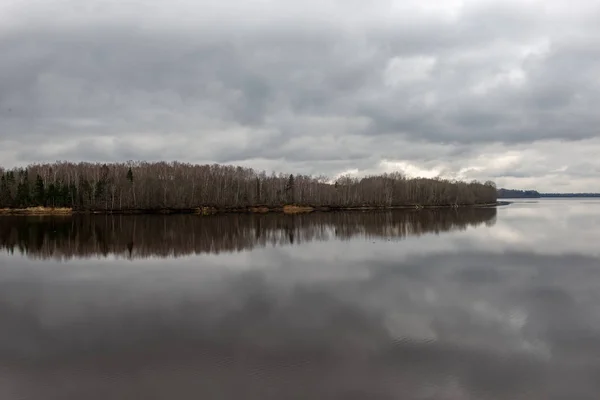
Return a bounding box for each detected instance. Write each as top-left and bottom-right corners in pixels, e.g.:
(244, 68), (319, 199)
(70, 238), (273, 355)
(0, 209), (496, 260)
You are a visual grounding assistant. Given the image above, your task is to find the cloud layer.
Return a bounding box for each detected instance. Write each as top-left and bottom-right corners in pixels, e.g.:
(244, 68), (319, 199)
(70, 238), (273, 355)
(1, 0), (600, 191)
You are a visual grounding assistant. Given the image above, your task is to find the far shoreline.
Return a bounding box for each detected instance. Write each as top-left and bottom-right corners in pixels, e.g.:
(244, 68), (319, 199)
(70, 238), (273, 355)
(0, 202), (506, 216)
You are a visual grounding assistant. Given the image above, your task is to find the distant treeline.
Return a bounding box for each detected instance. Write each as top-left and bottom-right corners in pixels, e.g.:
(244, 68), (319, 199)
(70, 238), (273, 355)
(498, 188), (600, 199)
(497, 189), (541, 198)
(541, 193), (600, 198)
(0, 209), (497, 259)
(0, 162), (497, 210)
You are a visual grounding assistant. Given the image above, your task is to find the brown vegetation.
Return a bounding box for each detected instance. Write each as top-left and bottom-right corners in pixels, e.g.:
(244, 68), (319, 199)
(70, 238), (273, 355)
(196, 206), (218, 215)
(0, 207), (72, 215)
(249, 206), (270, 213)
(282, 205), (315, 214)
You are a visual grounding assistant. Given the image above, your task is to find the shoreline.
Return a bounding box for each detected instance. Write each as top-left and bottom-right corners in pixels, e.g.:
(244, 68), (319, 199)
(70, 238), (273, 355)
(0, 202), (504, 216)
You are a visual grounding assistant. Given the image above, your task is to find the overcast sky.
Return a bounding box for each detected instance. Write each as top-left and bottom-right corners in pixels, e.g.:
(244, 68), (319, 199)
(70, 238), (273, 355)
(1, 0), (599, 191)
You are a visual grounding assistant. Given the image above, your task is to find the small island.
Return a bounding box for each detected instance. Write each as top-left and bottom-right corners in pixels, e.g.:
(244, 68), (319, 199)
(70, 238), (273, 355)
(0, 161), (498, 215)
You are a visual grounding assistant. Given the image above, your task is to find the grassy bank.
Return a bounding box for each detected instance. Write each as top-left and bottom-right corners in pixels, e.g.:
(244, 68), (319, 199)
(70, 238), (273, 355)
(0, 207), (73, 215)
(282, 205), (315, 214)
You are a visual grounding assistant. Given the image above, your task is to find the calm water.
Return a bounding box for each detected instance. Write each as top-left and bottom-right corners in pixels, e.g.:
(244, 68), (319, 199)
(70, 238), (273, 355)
(1, 200), (599, 399)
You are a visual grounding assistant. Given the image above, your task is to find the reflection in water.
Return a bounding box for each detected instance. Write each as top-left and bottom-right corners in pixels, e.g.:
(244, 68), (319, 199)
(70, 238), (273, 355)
(3, 201), (600, 399)
(0, 208), (496, 259)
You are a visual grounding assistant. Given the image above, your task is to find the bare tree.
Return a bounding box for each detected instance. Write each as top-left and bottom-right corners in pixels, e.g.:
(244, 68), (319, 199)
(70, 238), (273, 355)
(0, 161), (497, 210)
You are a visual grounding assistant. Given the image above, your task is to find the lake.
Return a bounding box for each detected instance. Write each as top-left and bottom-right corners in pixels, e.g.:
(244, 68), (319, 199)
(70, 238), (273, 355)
(1, 199), (599, 399)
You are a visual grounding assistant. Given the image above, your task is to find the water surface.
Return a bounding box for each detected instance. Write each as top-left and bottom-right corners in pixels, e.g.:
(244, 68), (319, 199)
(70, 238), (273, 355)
(1, 200), (599, 399)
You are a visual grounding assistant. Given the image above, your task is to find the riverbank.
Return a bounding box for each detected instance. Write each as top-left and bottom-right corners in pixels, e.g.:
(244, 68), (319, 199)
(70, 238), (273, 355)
(0, 207), (73, 215)
(0, 203), (503, 216)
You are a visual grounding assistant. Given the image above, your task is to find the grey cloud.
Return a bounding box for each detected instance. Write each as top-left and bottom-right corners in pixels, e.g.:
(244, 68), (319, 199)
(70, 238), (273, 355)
(1, 0), (600, 190)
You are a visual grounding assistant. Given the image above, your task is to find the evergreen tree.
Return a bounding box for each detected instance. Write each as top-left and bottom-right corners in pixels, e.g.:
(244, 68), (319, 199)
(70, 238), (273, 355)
(6, 171), (15, 186)
(285, 174), (295, 203)
(0, 174), (12, 207)
(34, 175), (46, 206)
(126, 167), (136, 208)
(127, 167), (134, 184)
(60, 182), (70, 207)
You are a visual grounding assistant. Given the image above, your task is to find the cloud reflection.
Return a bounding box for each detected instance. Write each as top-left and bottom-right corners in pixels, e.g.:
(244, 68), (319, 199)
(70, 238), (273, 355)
(1, 201), (600, 398)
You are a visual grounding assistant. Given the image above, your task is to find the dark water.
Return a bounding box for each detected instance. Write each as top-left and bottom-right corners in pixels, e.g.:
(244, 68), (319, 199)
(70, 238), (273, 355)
(1, 200), (599, 399)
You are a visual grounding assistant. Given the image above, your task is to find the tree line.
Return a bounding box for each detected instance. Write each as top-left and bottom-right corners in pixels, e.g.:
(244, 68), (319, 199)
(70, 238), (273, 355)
(497, 188), (541, 198)
(540, 193), (600, 198)
(0, 209), (497, 260)
(0, 161), (497, 210)
(497, 188), (600, 199)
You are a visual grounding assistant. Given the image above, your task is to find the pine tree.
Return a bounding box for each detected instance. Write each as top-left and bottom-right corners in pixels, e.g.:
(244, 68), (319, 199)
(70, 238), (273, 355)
(285, 174), (295, 204)
(60, 183), (70, 207)
(0, 174), (12, 207)
(126, 167), (134, 184)
(34, 175), (46, 206)
(126, 167), (136, 208)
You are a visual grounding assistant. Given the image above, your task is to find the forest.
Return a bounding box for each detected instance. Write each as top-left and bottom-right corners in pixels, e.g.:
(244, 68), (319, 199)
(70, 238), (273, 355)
(0, 161), (497, 211)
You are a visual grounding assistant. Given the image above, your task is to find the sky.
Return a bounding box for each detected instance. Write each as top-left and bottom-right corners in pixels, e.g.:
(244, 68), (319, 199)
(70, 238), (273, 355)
(1, 0), (599, 192)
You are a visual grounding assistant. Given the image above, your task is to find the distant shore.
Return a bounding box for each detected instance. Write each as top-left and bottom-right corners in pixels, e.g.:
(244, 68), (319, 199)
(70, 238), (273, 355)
(0, 202), (504, 216)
